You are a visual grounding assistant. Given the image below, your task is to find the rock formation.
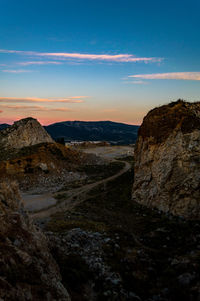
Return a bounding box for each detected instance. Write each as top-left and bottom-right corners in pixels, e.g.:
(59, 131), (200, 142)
(0, 181), (70, 300)
(0, 117), (53, 150)
(132, 100), (200, 219)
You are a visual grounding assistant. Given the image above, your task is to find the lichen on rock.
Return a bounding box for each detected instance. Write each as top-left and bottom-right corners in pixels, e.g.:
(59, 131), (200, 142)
(132, 100), (200, 219)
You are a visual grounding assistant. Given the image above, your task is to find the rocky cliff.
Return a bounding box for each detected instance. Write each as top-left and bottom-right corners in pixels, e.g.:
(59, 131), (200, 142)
(132, 100), (200, 219)
(0, 181), (70, 300)
(0, 117), (53, 150)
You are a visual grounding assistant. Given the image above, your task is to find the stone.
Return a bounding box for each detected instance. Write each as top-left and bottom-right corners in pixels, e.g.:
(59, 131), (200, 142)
(0, 117), (54, 150)
(38, 162), (48, 171)
(178, 273), (195, 286)
(132, 100), (200, 219)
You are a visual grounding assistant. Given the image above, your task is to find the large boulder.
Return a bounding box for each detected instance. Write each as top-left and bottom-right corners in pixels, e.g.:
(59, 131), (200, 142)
(132, 100), (200, 219)
(0, 181), (70, 300)
(0, 117), (54, 150)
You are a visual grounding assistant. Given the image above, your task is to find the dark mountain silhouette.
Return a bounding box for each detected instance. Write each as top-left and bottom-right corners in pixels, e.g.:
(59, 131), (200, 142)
(44, 120), (139, 144)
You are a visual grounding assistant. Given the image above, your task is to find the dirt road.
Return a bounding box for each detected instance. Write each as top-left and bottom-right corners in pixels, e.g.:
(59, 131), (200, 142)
(27, 161), (131, 220)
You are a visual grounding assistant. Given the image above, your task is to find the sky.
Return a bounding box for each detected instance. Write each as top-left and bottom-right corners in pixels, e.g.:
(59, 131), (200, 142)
(0, 0), (200, 125)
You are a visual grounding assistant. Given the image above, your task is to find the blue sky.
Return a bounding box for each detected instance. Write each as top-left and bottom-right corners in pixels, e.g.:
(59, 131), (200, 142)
(0, 0), (200, 124)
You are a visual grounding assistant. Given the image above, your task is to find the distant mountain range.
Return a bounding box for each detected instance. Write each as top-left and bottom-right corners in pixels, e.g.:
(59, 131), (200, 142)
(0, 120), (139, 144)
(45, 121), (139, 144)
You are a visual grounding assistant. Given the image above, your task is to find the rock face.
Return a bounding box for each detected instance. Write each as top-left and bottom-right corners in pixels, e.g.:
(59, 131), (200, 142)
(0, 181), (70, 300)
(0, 117), (53, 149)
(132, 100), (200, 219)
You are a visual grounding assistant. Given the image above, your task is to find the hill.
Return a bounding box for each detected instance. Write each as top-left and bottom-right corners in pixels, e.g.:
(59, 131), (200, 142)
(44, 120), (139, 144)
(0, 141), (90, 191)
(0, 117), (89, 190)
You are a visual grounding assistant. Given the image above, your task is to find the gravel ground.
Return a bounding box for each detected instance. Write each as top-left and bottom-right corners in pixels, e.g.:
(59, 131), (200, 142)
(80, 146), (134, 160)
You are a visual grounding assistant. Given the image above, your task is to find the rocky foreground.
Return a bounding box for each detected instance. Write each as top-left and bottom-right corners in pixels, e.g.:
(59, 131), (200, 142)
(1, 166), (200, 301)
(44, 162), (200, 301)
(0, 182), (70, 300)
(133, 100), (200, 219)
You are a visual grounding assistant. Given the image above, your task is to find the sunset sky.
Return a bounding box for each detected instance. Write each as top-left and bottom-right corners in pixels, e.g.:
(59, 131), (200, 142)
(0, 0), (200, 125)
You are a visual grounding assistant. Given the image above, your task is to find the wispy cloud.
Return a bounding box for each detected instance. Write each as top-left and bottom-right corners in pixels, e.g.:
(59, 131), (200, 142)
(129, 72), (200, 80)
(124, 80), (147, 84)
(0, 49), (162, 63)
(17, 61), (62, 66)
(0, 104), (72, 112)
(0, 96), (86, 103)
(2, 69), (32, 73)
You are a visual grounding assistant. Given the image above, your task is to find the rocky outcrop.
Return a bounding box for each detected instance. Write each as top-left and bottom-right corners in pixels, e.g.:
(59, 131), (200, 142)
(0, 181), (70, 300)
(0, 117), (53, 150)
(132, 100), (200, 219)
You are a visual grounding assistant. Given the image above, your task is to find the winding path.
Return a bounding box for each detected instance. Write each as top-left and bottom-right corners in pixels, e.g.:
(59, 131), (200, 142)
(24, 161), (131, 220)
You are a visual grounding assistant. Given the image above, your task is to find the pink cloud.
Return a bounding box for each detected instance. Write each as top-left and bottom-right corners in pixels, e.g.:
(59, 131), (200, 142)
(0, 97), (86, 103)
(0, 104), (72, 112)
(17, 61), (62, 66)
(129, 72), (200, 80)
(124, 80), (147, 84)
(0, 49), (162, 63)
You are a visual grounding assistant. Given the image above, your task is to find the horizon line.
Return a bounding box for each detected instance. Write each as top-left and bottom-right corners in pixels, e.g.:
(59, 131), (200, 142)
(0, 117), (141, 127)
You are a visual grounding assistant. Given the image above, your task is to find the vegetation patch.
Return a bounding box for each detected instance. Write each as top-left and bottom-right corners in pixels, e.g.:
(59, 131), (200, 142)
(139, 100), (200, 144)
(46, 212), (106, 233)
(77, 161), (124, 177)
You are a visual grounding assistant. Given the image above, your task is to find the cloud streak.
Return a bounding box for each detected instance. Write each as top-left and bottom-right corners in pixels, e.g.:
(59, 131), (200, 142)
(124, 80), (147, 84)
(0, 104), (72, 112)
(129, 72), (200, 80)
(17, 61), (63, 66)
(2, 69), (32, 73)
(0, 96), (86, 103)
(0, 49), (162, 63)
